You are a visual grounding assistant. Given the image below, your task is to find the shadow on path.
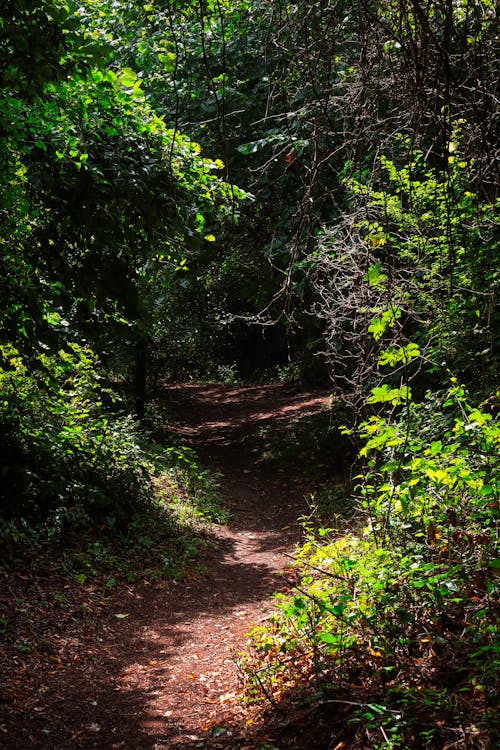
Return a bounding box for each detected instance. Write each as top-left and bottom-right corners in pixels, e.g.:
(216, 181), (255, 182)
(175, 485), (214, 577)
(0, 383), (332, 749)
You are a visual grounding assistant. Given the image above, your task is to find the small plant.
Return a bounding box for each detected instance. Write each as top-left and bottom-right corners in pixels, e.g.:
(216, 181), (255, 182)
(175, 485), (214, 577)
(215, 362), (240, 384)
(163, 445), (229, 525)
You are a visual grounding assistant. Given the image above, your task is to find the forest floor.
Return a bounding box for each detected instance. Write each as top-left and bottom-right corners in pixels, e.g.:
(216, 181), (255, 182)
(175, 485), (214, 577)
(0, 382), (343, 750)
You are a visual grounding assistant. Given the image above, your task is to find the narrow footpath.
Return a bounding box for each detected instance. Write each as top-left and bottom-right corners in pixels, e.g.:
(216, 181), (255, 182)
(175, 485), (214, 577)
(1, 383), (332, 749)
(147, 383), (332, 749)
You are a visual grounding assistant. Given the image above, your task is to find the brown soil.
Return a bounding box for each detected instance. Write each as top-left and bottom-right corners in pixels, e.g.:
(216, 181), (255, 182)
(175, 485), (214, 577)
(0, 382), (333, 749)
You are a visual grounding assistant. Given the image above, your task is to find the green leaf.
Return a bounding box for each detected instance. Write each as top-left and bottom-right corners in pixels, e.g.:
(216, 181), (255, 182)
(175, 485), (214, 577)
(118, 67), (138, 88)
(367, 384), (410, 405)
(378, 343), (420, 366)
(429, 440), (443, 455)
(367, 703), (386, 715)
(364, 262), (388, 287)
(318, 631), (337, 644)
(368, 307), (401, 341)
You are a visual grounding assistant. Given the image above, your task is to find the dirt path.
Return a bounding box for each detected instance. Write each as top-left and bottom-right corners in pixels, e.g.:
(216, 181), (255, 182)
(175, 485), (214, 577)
(1, 383), (332, 749)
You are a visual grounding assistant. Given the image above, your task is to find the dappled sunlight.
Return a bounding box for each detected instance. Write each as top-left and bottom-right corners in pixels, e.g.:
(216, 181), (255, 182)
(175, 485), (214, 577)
(0, 381), (343, 749)
(162, 383), (331, 449)
(109, 521), (298, 746)
(97, 383), (331, 747)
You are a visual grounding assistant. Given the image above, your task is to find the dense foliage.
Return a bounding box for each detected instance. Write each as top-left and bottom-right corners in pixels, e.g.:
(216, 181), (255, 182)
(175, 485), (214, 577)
(0, 0), (498, 747)
(0, 0), (245, 527)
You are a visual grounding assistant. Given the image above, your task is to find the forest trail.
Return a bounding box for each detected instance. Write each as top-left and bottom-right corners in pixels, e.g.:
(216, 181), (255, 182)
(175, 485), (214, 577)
(150, 382), (333, 749)
(1, 383), (333, 750)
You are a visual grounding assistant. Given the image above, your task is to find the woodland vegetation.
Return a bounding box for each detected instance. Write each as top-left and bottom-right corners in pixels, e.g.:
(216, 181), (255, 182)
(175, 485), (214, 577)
(0, 1), (498, 748)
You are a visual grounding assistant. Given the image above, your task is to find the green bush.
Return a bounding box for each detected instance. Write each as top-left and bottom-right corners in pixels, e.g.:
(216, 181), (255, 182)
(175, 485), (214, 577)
(0, 342), (152, 524)
(244, 385), (499, 747)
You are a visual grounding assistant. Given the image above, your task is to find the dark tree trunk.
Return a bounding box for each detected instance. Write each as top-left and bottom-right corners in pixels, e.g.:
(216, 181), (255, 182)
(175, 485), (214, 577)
(133, 335), (148, 421)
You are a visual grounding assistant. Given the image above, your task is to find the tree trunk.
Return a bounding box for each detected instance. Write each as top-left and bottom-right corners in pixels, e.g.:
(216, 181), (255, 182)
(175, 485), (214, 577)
(133, 335), (148, 421)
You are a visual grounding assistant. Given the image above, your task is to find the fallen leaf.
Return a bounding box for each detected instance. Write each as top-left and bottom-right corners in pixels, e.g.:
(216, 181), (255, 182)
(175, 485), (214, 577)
(114, 613), (129, 619)
(219, 692), (236, 704)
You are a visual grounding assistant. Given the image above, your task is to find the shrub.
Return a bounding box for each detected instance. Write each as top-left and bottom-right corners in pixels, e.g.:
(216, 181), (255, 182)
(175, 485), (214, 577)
(0, 342), (152, 525)
(244, 385), (499, 748)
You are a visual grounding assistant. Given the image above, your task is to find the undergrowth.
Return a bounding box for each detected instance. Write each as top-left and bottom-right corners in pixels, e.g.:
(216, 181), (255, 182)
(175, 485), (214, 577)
(241, 385), (499, 749)
(0, 432), (225, 672)
(0, 343), (228, 589)
(0, 442), (225, 585)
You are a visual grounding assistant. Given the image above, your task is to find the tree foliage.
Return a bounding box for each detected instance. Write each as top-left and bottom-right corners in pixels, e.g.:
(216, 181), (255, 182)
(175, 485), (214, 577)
(0, 0), (245, 520)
